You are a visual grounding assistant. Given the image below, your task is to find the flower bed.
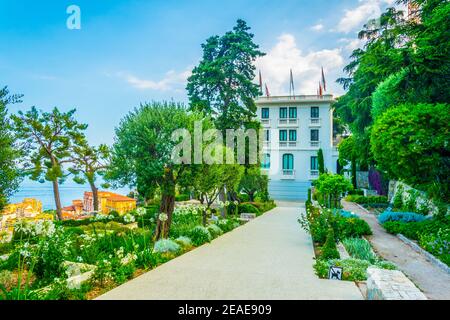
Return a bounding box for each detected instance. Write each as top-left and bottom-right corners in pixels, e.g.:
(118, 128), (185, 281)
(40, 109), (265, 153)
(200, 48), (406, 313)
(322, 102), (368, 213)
(299, 203), (395, 281)
(381, 216), (450, 267)
(0, 202), (271, 300)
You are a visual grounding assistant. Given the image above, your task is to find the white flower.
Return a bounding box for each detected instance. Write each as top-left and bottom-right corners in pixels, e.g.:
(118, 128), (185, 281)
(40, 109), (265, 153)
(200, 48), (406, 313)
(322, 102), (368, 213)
(158, 213), (168, 222)
(123, 213), (135, 224)
(225, 201), (230, 206)
(234, 200), (239, 205)
(136, 207), (146, 216)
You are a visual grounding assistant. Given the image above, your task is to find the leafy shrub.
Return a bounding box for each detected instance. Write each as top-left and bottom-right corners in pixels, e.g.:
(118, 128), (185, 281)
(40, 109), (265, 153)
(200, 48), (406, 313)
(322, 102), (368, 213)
(342, 237), (377, 263)
(217, 218), (240, 233)
(238, 203), (260, 215)
(153, 239), (180, 254)
(337, 218), (372, 239)
(238, 193), (250, 202)
(175, 194), (190, 202)
(299, 204), (372, 245)
(393, 187), (404, 209)
(188, 226), (212, 246)
(378, 211), (427, 224)
(175, 236), (192, 248)
(345, 195), (388, 204)
(207, 224), (223, 238)
(246, 201), (275, 214)
(419, 230), (450, 267)
(321, 228), (340, 260)
(314, 258), (396, 281)
(348, 189), (364, 196)
(383, 217), (450, 240)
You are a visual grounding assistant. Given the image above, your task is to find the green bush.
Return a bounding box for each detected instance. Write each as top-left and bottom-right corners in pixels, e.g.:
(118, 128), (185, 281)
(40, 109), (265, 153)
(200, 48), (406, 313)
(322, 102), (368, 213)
(238, 203), (260, 215)
(321, 228), (340, 260)
(337, 218), (372, 239)
(188, 226), (212, 246)
(238, 194), (250, 202)
(314, 258), (396, 281)
(175, 194), (190, 202)
(342, 237), (377, 263)
(345, 195), (388, 204)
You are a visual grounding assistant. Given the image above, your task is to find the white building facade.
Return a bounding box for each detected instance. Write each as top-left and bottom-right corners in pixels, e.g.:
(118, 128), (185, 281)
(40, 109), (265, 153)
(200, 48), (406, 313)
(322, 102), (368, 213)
(256, 94), (339, 200)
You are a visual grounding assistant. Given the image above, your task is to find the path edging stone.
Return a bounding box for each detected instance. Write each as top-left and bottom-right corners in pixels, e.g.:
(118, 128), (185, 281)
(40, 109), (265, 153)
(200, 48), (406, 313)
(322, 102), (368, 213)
(397, 234), (450, 275)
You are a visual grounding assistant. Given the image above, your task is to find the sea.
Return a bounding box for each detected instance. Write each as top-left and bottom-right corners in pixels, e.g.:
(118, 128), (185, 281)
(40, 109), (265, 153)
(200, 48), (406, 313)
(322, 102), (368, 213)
(10, 178), (132, 211)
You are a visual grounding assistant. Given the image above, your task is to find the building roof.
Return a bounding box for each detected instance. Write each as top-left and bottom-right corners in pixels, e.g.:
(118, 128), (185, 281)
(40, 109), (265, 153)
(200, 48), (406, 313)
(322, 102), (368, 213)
(255, 94), (335, 105)
(84, 191), (136, 202)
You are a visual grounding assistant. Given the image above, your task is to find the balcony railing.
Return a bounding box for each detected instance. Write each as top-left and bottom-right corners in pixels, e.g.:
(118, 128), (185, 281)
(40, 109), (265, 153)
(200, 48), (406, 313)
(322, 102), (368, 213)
(310, 141), (320, 148)
(263, 141), (271, 149)
(278, 118), (298, 126)
(261, 119), (271, 126)
(279, 141), (297, 148)
(309, 118), (321, 126)
(309, 170), (319, 180)
(282, 169), (295, 179)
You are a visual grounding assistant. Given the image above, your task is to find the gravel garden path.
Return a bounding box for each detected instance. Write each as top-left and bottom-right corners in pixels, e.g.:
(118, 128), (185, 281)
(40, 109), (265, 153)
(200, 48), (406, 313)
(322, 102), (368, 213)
(97, 202), (362, 300)
(342, 200), (450, 300)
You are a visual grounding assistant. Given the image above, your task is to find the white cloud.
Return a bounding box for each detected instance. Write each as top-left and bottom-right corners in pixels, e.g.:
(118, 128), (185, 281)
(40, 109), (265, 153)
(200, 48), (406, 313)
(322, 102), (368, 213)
(336, 0), (395, 33)
(118, 68), (192, 92)
(256, 34), (344, 96)
(339, 38), (366, 52)
(310, 23), (324, 32)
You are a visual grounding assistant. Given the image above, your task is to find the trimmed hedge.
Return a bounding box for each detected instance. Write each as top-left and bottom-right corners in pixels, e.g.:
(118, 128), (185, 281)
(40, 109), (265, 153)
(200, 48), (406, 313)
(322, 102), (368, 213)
(238, 203), (260, 215)
(345, 195), (388, 204)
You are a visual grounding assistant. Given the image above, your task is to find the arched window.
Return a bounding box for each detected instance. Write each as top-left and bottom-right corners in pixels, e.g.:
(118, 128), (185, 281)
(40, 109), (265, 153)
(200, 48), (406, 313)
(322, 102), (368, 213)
(282, 154), (294, 170)
(261, 153), (270, 169)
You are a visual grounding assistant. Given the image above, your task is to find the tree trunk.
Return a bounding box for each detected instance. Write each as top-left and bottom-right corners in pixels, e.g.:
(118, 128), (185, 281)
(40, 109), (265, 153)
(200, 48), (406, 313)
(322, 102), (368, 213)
(202, 209), (207, 226)
(248, 192), (255, 202)
(154, 168), (175, 240)
(89, 180), (99, 212)
(52, 179), (63, 220)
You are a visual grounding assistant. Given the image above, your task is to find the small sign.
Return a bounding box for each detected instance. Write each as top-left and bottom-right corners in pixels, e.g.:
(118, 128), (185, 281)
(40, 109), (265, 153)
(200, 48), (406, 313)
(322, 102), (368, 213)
(328, 266), (343, 280)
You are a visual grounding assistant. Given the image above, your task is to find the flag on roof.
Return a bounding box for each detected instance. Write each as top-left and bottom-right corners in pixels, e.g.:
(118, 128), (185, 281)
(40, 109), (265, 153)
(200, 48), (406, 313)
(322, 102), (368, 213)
(321, 66), (326, 92)
(265, 83), (270, 97)
(259, 70), (263, 95)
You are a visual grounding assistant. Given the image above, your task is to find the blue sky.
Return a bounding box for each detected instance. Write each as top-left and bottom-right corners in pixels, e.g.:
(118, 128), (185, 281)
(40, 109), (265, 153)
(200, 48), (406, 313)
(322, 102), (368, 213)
(0, 0), (398, 145)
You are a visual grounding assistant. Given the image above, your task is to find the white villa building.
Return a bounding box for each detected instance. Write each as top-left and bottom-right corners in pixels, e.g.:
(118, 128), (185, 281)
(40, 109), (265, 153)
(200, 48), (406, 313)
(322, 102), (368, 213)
(256, 94), (339, 201)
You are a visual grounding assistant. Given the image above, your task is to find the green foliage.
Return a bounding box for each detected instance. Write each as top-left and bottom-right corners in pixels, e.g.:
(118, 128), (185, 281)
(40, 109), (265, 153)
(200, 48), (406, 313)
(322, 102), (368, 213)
(314, 258), (396, 281)
(0, 86), (22, 210)
(419, 229), (450, 267)
(393, 186), (404, 209)
(11, 107), (87, 219)
(175, 194), (190, 202)
(187, 19), (264, 130)
(313, 173), (353, 208)
(344, 195), (388, 204)
(238, 203), (260, 215)
(342, 237), (377, 263)
(371, 103), (450, 201)
(371, 68), (408, 120)
(238, 167), (269, 202)
(299, 203), (372, 245)
(188, 226), (212, 247)
(321, 228), (339, 260)
(317, 148), (325, 174)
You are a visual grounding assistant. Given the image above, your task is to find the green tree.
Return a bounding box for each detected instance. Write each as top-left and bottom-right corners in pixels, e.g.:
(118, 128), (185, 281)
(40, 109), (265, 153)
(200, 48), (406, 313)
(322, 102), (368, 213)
(371, 103), (450, 201)
(337, 137), (358, 188)
(187, 19), (265, 131)
(69, 141), (110, 212)
(0, 86), (23, 210)
(11, 107), (87, 220)
(238, 167), (268, 202)
(317, 148), (325, 174)
(108, 101), (212, 239)
(314, 173), (353, 208)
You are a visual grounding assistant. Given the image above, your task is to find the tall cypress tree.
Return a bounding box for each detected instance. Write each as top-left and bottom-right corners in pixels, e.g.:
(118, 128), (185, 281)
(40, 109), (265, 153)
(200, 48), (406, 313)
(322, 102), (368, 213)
(0, 86), (22, 210)
(317, 148), (325, 174)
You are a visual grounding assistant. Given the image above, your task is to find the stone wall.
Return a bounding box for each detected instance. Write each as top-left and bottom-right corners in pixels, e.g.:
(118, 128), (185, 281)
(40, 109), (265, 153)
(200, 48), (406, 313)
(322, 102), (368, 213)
(388, 181), (440, 216)
(366, 267), (427, 300)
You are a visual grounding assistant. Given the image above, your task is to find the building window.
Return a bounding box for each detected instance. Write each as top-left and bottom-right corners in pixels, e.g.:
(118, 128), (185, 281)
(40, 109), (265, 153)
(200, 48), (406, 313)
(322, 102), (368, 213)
(282, 154), (294, 170)
(311, 156), (318, 170)
(262, 153), (270, 169)
(279, 130), (287, 141)
(289, 130), (297, 141)
(311, 129), (319, 141)
(264, 129), (270, 141)
(289, 107), (297, 119)
(261, 108), (269, 119)
(311, 106), (319, 118)
(279, 107), (287, 119)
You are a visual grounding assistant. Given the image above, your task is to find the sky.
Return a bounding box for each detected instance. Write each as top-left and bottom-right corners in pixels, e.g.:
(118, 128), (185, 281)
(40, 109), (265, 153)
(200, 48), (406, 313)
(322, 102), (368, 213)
(0, 0), (400, 146)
